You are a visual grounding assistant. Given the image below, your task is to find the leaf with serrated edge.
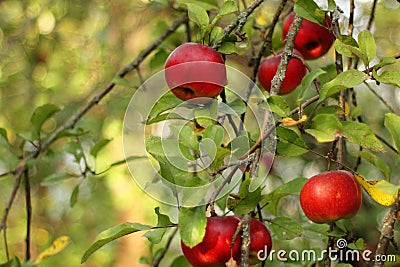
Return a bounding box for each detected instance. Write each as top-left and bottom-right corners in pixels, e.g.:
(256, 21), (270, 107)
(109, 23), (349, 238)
(342, 121), (383, 151)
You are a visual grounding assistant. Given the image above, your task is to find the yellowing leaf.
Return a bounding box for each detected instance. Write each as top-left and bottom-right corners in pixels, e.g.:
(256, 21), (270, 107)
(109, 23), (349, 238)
(34, 236), (70, 265)
(354, 173), (398, 206)
(280, 115), (307, 127)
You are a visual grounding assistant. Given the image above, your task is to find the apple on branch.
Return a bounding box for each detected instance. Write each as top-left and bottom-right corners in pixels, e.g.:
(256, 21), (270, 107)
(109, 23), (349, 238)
(282, 12), (335, 60)
(164, 43), (227, 101)
(181, 216), (272, 266)
(257, 49), (307, 95)
(300, 170), (362, 224)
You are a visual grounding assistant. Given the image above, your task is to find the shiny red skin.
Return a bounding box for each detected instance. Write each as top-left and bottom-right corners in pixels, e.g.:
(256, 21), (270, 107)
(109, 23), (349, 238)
(165, 43), (227, 101)
(300, 170), (362, 224)
(181, 216), (272, 267)
(282, 12), (334, 60)
(257, 49), (307, 95)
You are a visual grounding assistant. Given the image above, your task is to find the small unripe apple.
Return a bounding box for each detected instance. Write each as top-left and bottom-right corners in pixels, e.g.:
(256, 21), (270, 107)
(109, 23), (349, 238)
(165, 43), (227, 101)
(257, 49), (307, 95)
(300, 170), (362, 224)
(282, 12), (334, 60)
(181, 216), (272, 266)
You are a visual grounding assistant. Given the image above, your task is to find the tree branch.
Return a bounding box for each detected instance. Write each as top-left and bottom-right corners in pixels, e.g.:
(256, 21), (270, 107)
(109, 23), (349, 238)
(270, 14), (302, 96)
(213, 0), (266, 50)
(24, 169), (32, 261)
(373, 190), (400, 267)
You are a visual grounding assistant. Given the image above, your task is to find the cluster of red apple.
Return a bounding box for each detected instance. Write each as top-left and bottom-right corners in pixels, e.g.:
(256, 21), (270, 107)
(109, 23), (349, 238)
(162, 11), (362, 267)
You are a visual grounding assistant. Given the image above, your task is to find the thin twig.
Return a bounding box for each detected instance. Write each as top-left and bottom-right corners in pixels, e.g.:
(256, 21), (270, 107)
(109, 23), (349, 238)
(363, 82), (396, 113)
(24, 169), (32, 261)
(151, 227), (178, 267)
(213, 0), (266, 50)
(367, 0), (378, 30)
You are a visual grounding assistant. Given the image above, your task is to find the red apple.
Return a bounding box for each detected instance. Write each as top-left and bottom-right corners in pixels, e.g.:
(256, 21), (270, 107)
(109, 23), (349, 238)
(300, 170), (362, 224)
(165, 43), (227, 101)
(181, 216), (272, 266)
(257, 49), (306, 95)
(282, 12), (334, 60)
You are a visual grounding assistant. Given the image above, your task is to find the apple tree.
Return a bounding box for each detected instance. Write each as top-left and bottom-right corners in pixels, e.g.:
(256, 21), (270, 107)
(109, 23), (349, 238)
(0, 0), (399, 266)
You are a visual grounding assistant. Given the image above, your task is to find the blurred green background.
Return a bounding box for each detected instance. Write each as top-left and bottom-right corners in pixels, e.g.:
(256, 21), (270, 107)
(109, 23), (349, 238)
(0, 0), (399, 266)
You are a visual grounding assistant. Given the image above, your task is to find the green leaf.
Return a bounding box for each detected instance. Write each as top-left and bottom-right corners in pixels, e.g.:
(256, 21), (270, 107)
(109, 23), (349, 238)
(373, 57), (397, 70)
(41, 173), (79, 186)
(319, 70), (369, 102)
(209, 26), (224, 44)
(149, 49), (169, 71)
(203, 125), (224, 147)
(0, 128), (10, 148)
(0, 257), (21, 267)
(187, 3), (209, 27)
(294, 0), (326, 24)
(334, 36), (362, 59)
(81, 222), (152, 263)
(227, 178), (262, 215)
(358, 151), (390, 180)
(70, 185), (79, 207)
(372, 69), (400, 87)
(227, 98), (246, 115)
(305, 114), (342, 143)
(170, 255), (192, 267)
(143, 207), (174, 244)
(384, 113), (400, 153)
(176, 0), (217, 10)
(218, 41), (237, 54)
(30, 104), (61, 137)
(297, 68), (326, 101)
(90, 139), (112, 157)
(263, 178), (308, 215)
(266, 95), (290, 117)
(327, 0), (337, 11)
(276, 126), (309, 156)
(179, 206), (207, 248)
(358, 30), (376, 66)
(147, 93), (183, 124)
(217, 0), (237, 17)
(269, 217), (302, 240)
(342, 121), (383, 151)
